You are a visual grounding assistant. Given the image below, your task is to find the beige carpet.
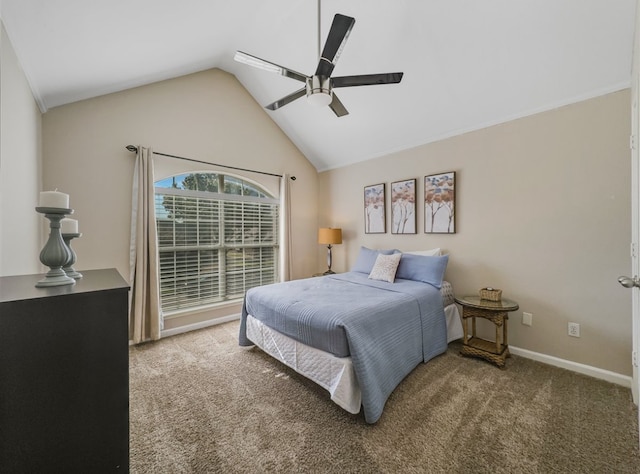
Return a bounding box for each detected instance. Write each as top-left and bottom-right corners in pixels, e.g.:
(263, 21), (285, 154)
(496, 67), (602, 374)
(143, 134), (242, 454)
(130, 320), (639, 473)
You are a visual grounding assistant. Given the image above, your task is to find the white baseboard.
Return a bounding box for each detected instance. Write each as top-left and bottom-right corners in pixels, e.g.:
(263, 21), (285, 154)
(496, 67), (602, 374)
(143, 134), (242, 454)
(160, 313), (241, 338)
(509, 345), (632, 388)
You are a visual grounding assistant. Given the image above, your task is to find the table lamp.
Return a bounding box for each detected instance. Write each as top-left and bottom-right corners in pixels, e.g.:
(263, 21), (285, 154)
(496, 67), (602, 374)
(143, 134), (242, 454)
(318, 228), (342, 275)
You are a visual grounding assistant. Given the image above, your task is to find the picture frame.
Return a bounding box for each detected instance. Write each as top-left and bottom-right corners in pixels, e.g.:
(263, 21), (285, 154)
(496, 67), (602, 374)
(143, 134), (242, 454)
(391, 178), (416, 234)
(364, 183), (386, 234)
(424, 171), (456, 234)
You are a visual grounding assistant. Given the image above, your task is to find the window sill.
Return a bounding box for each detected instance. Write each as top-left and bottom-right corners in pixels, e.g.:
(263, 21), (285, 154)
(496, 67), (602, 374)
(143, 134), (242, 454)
(162, 299), (243, 321)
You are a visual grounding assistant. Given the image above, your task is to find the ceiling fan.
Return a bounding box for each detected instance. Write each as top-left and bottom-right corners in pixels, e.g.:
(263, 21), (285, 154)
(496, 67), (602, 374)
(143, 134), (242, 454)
(234, 11), (403, 117)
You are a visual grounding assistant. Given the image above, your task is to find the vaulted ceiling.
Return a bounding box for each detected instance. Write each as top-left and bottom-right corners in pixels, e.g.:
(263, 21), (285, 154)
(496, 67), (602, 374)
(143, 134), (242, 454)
(1, 1), (636, 171)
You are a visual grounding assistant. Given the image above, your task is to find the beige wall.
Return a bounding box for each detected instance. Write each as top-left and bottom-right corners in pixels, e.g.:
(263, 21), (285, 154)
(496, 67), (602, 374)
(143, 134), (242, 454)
(42, 69), (318, 329)
(0, 22), (43, 276)
(319, 90), (632, 376)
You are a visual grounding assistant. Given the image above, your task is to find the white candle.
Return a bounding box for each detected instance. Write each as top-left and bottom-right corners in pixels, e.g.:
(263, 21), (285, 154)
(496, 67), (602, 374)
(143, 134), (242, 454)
(60, 218), (78, 234)
(39, 191), (69, 209)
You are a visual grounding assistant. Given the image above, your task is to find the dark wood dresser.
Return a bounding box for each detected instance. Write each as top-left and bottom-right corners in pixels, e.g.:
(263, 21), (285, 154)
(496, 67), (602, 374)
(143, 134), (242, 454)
(0, 268), (130, 472)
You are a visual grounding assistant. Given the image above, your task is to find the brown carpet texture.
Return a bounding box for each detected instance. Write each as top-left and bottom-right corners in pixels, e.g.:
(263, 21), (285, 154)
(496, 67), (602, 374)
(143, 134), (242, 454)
(130, 320), (639, 473)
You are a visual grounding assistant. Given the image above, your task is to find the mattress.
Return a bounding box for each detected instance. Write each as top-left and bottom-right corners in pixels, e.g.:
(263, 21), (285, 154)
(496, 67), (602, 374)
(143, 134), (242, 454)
(245, 302), (463, 415)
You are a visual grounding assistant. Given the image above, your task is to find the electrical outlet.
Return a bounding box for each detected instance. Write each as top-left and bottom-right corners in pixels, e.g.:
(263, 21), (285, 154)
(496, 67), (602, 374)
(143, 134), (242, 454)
(522, 312), (533, 326)
(568, 322), (580, 338)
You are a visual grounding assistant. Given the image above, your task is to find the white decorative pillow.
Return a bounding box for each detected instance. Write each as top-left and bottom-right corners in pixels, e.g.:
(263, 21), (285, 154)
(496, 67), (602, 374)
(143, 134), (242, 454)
(368, 253), (402, 283)
(405, 248), (441, 257)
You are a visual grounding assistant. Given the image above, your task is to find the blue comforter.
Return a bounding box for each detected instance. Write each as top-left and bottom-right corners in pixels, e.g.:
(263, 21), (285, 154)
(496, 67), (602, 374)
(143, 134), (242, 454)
(239, 271), (448, 423)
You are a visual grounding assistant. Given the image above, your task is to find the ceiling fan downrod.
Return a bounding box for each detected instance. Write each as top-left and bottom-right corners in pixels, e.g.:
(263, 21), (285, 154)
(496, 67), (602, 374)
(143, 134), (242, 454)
(317, 0), (322, 61)
(307, 0), (332, 106)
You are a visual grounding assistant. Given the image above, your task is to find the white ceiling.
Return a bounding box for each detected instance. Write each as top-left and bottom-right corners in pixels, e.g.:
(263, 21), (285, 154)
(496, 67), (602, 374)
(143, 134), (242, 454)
(1, 0), (636, 171)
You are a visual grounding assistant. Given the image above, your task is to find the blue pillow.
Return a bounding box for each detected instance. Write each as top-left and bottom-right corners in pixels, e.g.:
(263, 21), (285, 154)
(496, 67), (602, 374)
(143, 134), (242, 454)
(351, 246), (399, 274)
(395, 253), (449, 288)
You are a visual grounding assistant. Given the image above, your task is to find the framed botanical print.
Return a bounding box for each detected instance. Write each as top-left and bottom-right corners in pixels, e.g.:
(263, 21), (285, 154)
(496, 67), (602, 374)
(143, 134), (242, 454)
(424, 171), (456, 233)
(364, 183), (386, 233)
(391, 178), (416, 234)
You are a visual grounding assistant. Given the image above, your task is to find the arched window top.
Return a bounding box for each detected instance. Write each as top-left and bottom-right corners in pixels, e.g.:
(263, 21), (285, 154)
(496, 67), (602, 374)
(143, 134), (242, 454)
(155, 172), (273, 199)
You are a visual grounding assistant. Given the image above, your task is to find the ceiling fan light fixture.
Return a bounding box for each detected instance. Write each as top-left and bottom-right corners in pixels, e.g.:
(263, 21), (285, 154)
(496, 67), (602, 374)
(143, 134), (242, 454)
(306, 75), (332, 106)
(307, 91), (332, 106)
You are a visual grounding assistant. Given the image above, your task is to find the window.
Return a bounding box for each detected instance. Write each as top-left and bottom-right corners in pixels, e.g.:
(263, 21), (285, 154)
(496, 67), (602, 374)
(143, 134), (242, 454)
(155, 172), (279, 314)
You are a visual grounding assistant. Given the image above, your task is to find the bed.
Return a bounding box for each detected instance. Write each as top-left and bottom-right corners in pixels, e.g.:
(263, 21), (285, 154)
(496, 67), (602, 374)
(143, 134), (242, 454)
(239, 247), (463, 423)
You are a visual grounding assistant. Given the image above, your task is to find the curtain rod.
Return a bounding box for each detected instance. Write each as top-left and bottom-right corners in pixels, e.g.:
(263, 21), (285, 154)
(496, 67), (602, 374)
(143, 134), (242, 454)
(125, 145), (296, 180)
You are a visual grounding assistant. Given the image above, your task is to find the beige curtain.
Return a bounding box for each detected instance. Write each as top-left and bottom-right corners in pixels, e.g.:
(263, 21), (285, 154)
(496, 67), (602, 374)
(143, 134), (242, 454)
(129, 146), (161, 343)
(279, 174), (292, 282)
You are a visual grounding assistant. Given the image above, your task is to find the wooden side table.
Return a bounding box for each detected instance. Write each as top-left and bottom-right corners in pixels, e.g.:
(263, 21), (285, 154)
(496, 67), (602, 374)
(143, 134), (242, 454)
(454, 295), (519, 368)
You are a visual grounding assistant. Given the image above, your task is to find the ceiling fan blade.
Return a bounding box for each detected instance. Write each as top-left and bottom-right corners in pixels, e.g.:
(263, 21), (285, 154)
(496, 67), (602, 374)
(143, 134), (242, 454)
(328, 93), (349, 117)
(315, 14), (355, 77)
(265, 87), (307, 111)
(332, 72), (404, 88)
(234, 51), (308, 83)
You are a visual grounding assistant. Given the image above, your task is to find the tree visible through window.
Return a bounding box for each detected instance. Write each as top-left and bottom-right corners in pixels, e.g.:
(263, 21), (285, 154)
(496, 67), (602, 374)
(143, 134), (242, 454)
(155, 172), (279, 314)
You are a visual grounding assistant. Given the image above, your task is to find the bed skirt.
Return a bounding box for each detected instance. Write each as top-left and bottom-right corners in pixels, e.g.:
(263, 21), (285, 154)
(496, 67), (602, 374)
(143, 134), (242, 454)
(245, 303), (463, 415)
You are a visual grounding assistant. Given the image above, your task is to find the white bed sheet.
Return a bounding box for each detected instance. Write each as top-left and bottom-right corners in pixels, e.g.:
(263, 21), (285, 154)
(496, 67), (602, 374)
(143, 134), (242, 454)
(245, 303), (463, 414)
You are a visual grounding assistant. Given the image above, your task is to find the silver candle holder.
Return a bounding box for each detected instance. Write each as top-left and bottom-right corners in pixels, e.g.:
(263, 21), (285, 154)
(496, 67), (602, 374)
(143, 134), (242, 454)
(62, 232), (83, 279)
(35, 207), (76, 287)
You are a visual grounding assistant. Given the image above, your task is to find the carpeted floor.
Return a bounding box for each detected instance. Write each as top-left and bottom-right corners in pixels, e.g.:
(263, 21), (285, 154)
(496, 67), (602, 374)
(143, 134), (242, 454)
(129, 320), (639, 473)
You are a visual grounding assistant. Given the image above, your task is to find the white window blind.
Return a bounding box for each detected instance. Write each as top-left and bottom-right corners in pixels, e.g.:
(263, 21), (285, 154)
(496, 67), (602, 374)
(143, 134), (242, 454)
(155, 174), (278, 314)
